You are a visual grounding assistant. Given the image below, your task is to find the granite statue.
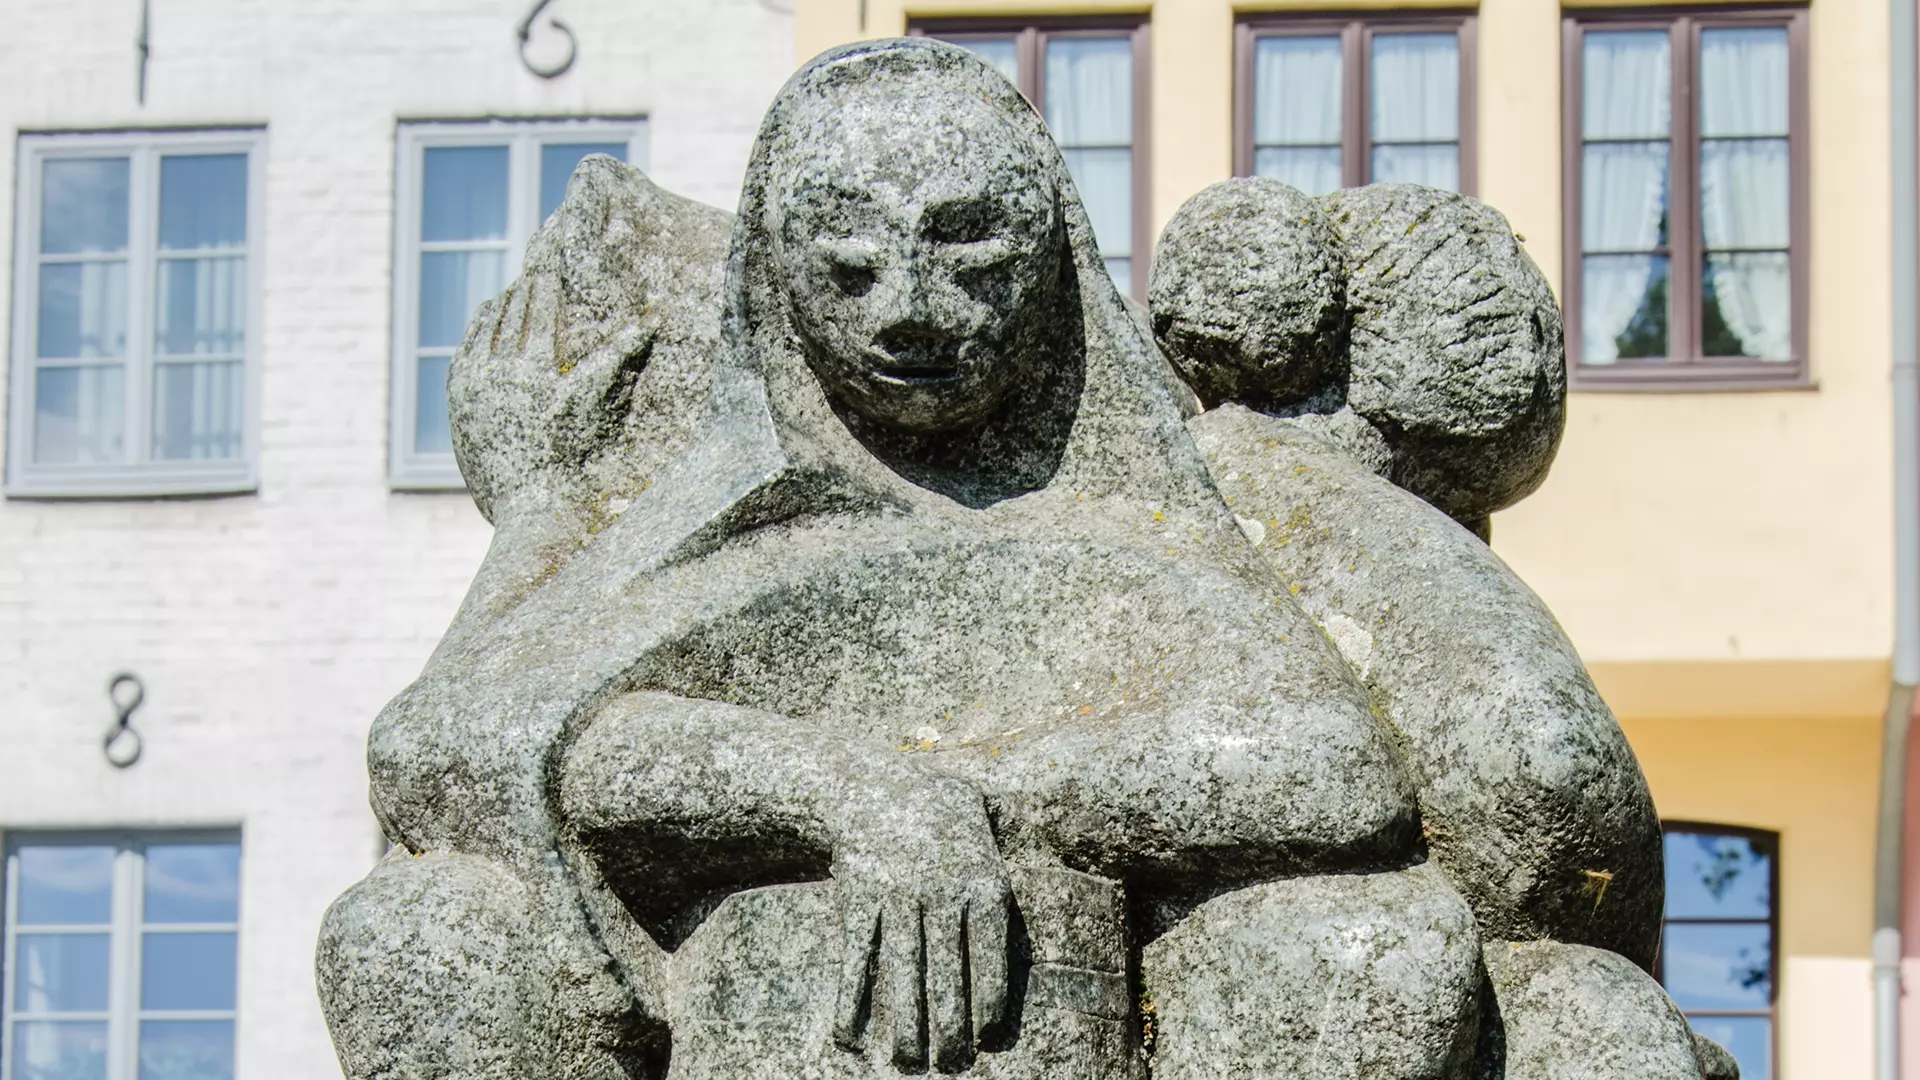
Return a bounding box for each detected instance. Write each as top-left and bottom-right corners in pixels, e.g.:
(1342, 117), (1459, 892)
(316, 39), (1734, 1080)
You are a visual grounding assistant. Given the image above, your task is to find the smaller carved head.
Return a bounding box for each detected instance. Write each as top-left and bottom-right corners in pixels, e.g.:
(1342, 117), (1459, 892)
(770, 85), (1065, 432)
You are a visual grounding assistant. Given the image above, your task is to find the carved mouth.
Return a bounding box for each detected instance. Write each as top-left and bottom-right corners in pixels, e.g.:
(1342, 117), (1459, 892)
(874, 364), (963, 386)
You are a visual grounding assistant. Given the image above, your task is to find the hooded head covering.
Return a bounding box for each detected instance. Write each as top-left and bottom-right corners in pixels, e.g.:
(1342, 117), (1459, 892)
(703, 37), (1226, 526)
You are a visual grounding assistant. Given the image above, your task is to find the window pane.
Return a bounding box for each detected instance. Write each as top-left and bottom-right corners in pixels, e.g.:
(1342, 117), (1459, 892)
(1688, 1015), (1771, 1080)
(418, 250), (505, 349)
(1582, 142), (1669, 252)
(1045, 37), (1132, 145)
(1254, 35), (1342, 146)
(1583, 31), (1671, 139)
(39, 262), (128, 359)
(1582, 254), (1669, 363)
(1371, 33), (1458, 142)
(158, 155), (248, 252)
(16, 848), (114, 925)
(1700, 27), (1789, 137)
(154, 257), (245, 357)
(139, 1021), (234, 1080)
(1062, 147), (1132, 259)
(1372, 144), (1459, 191)
(13, 934), (111, 1013)
(1704, 253), (1792, 361)
(9, 1020), (108, 1080)
(41, 158), (130, 255)
(421, 146), (509, 243)
(952, 36), (1020, 88)
(416, 355), (453, 455)
(143, 844), (241, 924)
(1104, 257), (1131, 301)
(152, 361), (244, 461)
(1663, 923), (1772, 1010)
(1254, 147), (1343, 197)
(1700, 138), (1789, 251)
(140, 932), (237, 1011)
(34, 367), (125, 465)
(1664, 831), (1775, 918)
(540, 142), (628, 221)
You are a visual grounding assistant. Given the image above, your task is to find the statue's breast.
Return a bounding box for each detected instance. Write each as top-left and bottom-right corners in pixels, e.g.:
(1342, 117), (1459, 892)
(625, 519), (1363, 748)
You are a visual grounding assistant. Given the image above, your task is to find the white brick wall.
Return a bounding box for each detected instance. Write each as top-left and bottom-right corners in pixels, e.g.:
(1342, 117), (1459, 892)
(0, 2), (792, 1076)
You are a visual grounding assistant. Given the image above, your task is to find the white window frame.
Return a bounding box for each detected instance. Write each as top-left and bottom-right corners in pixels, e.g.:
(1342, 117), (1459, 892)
(390, 118), (649, 490)
(6, 130), (266, 498)
(0, 830), (243, 1080)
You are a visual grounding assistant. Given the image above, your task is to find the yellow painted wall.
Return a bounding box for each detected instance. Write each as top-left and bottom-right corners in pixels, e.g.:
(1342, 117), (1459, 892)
(1625, 715), (1881, 1078)
(793, 0), (1896, 724)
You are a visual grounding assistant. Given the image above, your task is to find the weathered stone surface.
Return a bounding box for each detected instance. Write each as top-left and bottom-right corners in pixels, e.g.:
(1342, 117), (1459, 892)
(1143, 864), (1481, 1080)
(1189, 404), (1664, 970)
(317, 35), (1706, 1080)
(1323, 183), (1566, 525)
(1476, 941), (1705, 1079)
(1693, 1032), (1743, 1080)
(1148, 177), (1348, 411)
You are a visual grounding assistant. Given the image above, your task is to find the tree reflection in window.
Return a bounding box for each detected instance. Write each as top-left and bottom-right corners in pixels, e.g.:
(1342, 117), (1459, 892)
(1660, 824), (1777, 1080)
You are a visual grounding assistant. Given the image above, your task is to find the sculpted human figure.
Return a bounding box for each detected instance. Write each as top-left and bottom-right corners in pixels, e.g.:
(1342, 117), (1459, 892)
(317, 39), (1733, 1080)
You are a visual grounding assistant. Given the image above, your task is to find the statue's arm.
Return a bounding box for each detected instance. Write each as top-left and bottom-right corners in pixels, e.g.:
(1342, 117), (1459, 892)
(559, 691), (1012, 1069)
(1191, 405), (1664, 970)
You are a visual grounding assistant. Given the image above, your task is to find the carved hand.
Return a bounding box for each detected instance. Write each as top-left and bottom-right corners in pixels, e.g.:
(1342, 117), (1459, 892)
(831, 774), (1011, 1071)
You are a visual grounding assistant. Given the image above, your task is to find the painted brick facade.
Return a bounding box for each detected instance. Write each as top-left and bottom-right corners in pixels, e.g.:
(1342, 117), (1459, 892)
(0, 2), (792, 1076)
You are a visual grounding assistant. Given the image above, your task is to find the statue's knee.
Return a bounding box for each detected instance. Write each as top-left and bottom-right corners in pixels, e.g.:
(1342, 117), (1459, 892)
(317, 851), (539, 1080)
(1478, 940), (1719, 1080)
(1143, 864), (1480, 1080)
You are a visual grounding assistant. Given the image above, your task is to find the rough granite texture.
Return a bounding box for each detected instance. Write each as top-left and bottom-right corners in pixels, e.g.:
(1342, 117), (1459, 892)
(316, 37), (1726, 1080)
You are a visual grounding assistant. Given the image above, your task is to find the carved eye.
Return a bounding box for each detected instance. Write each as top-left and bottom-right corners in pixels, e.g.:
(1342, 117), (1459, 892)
(830, 261), (878, 298)
(924, 199), (1005, 246)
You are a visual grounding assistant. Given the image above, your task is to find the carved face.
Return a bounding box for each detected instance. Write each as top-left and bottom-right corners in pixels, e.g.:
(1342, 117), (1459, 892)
(772, 93), (1064, 432)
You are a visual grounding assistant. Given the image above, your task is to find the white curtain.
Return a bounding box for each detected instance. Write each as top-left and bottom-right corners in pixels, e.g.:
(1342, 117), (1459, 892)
(1253, 35), (1342, 195)
(149, 255), (246, 460)
(1699, 28), (1792, 361)
(1370, 33), (1459, 190)
(153, 360), (243, 460)
(1047, 38), (1134, 264)
(1580, 31), (1672, 363)
(33, 364), (125, 464)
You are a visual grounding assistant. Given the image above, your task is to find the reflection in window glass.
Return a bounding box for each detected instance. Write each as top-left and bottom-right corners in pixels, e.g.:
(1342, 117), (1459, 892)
(3, 838), (242, 1080)
(1660, 826), (1775, 1080)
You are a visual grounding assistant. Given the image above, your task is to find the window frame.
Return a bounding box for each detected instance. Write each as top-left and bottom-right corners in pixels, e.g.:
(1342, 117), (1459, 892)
(389, 118), (648, 490)
(1233, 11), (1479, 195)
(0, 829), (243, 1080)
(6, 129), (267, 499)
(907, 16), (1153, 303)
(1658, 820), (1780, 1078)
(1561, 6), (1810, 390)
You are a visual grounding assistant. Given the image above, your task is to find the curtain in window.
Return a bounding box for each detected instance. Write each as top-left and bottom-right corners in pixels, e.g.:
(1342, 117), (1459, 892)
(1252, 35), (1343, 195)
(35, 157), (131, 464)
(1698, 28), (1791, 361)
(1370, 33), (1459, 190)
(956, 36), (1021, 90)
(1581, 31), (1672, 363)
(1047, 37), (1135, 294)
(153, 155), (249, 461)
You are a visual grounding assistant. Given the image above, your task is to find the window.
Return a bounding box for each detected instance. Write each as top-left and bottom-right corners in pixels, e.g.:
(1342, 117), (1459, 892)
(1562, 9), (1808, 387)
(911, 19), (1150, 300)
(1659, 824), (1776, 1080)
(1235, 15), (1476, 196)
(1, 835), (241, 1080)
(391, 120), (647, 488)
(7, 132), (264, 498)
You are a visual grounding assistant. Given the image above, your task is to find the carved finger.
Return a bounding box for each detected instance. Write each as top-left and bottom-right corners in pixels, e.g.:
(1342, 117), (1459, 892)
(885, 898), (927, 1068)
(925, 901), (970, 1070)
(967, 885), (1011, 1043)
(833, 899), (880, 1051)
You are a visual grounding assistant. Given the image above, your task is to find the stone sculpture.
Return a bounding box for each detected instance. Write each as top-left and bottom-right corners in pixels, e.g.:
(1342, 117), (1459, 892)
(316, 38), (1734, 1080)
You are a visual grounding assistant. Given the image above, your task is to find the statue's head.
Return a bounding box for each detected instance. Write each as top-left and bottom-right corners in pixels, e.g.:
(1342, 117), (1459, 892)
(768, 80), (1065, 433)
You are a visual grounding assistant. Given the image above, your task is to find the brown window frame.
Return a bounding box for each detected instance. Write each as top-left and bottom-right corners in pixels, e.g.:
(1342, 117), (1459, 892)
(907, 16), (1153, 302)
(1658, 820), (1780, 1079)
(1562, 6), (1811, 391)
(1232, 12), (1479, 194)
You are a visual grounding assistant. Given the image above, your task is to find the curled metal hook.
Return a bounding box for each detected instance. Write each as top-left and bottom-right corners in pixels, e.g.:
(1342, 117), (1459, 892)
(516, 0), (578, 80)
(104, 672), (145, 769)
